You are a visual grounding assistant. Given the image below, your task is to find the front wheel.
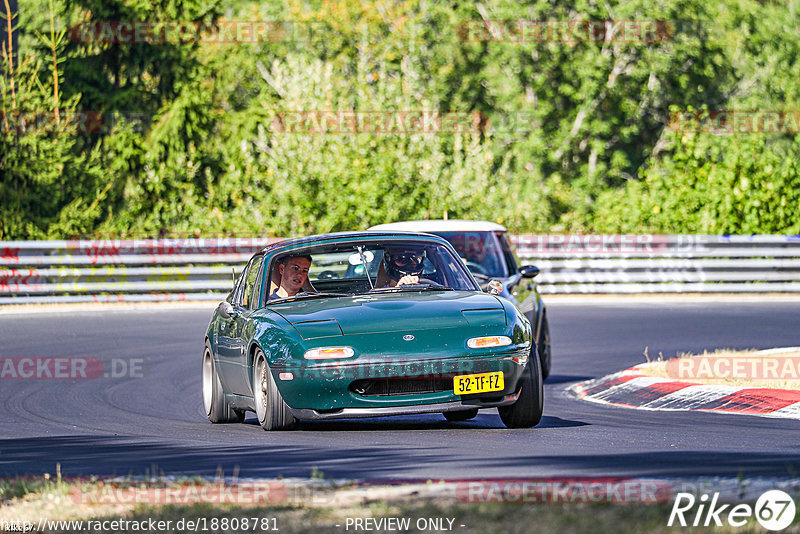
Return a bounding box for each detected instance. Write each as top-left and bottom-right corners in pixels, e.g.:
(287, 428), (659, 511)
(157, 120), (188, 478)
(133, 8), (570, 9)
(202, 343), (244, 424)
(498, 347), (544, 429)
(253, 348), (296, 431)
(538, 312), (552, 380)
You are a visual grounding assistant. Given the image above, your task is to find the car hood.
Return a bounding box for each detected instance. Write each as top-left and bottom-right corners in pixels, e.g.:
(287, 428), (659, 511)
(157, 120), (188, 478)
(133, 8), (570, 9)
(268, 291), (505, 336)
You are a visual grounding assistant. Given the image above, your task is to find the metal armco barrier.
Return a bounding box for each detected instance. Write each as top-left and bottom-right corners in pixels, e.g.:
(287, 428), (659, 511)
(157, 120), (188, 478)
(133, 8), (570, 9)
(511, 234), (800, 293)
(0, 238), (277, 304)
(1, 235), (799, 304)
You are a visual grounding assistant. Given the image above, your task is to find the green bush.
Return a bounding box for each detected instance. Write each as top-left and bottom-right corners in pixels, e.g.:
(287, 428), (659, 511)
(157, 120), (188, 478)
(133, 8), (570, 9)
(2, 0), (799, 238)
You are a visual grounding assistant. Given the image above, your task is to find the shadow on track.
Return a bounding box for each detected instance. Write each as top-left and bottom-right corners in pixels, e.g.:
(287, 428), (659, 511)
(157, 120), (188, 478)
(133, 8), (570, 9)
(535, 416), (589, 429)
(0, 435), (443, 479)
(1, 436), (799, 480)
(241, 413), (588, 431)
(479, 450), (800, 479)
(544, 374), (595, 385)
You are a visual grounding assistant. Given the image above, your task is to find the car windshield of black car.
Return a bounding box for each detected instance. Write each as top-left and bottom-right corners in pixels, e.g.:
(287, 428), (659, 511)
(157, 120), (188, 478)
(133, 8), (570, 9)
(430, 231), (509, 278)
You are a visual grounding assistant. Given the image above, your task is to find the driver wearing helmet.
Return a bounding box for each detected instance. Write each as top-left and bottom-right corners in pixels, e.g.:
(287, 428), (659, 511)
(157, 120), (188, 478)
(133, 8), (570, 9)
(379, 246), (426, 287)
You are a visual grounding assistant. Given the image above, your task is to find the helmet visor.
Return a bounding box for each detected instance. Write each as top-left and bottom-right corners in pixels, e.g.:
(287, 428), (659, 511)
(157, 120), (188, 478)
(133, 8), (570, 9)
(384, 249), (425, 276)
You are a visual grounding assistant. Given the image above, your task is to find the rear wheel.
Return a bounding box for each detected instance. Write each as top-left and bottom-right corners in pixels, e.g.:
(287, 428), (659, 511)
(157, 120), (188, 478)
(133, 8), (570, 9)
(202, 343), (244, 423)
(443, 409), (479, 422)
(498, 347), (544, 428)
(253, 348), (296, 430)
(538, 312), (552, 380)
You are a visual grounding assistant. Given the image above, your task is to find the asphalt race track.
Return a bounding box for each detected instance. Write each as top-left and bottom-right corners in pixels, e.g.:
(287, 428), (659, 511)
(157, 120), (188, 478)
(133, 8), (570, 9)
(2, 300), (800, 480)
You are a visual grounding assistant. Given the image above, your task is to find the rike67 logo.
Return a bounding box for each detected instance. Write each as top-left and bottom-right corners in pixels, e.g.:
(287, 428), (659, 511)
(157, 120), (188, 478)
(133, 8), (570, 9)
(669, 490), (796, 530)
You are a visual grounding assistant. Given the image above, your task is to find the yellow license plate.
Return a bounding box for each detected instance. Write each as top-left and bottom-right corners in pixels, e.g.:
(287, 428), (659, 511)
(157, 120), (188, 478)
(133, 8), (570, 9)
(453, 371), (504, 395)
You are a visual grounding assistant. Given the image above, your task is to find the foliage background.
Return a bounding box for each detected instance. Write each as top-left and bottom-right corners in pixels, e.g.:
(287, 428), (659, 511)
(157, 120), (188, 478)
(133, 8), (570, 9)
(1, 0), (799, 239)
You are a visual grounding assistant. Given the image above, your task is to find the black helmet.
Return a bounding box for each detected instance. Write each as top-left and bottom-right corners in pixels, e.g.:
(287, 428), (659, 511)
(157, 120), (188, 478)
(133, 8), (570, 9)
(383, 247), (425, 279)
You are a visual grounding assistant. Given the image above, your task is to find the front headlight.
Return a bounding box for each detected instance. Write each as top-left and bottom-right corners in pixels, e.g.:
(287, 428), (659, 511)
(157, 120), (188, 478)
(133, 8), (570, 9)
(466, 336), (512, 349)
(304, 346), (355, 360)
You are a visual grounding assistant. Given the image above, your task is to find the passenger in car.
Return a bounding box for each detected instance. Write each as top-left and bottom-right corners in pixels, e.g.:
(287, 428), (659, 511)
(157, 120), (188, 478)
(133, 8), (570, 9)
(269, 254), (313, 299)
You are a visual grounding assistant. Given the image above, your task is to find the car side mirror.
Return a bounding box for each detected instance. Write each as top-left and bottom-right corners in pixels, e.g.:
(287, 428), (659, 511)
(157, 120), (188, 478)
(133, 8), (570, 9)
(218, 301), (238, 319)
(487, 280), (503, 295)
(519, 265), (540, 279)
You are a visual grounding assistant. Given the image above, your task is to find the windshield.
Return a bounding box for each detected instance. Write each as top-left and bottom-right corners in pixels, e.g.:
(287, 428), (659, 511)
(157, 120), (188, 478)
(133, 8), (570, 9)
(430, 231), (508, 278)
(266, 240), (479, 302)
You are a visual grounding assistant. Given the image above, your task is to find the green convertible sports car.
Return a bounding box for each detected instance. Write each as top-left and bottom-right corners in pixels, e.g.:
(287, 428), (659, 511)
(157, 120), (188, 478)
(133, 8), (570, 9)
(202, 231), (543, 430)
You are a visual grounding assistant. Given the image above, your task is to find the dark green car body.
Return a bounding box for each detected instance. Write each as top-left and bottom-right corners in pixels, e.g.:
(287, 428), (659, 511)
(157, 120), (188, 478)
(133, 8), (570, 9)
(203, 232), (541, 427)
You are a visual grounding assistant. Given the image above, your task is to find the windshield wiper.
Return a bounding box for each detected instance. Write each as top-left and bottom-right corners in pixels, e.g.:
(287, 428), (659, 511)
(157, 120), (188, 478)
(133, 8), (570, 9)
(269, 292), (351, 303)
(369, 283), (453, 293)
(419, 284), (454, 291)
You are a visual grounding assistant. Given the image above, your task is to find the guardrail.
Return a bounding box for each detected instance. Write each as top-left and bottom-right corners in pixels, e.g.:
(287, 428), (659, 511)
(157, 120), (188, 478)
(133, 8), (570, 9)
(511, 234), (800, 293)
(0, 239), (276, 304)
(1, 235), (798, 303)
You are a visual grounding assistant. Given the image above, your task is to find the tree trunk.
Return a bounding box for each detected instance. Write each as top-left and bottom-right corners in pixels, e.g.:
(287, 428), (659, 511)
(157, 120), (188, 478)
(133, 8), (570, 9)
(1, 0), (17, 74)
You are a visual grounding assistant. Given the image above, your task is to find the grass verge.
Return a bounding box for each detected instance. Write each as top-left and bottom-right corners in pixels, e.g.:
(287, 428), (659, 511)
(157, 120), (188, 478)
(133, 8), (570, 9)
(2, 478), (800, 533)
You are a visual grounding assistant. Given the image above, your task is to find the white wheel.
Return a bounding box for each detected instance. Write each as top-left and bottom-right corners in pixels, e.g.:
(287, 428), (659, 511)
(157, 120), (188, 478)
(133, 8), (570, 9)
(203, 343), (244, 423)
(202, 350), (214, 416)
(254, 353), (268, 424)
(253, 349), (296, 430)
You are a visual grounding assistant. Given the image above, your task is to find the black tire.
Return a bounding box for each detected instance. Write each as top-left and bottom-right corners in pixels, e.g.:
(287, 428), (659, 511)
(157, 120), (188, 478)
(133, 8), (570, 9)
(443, 409), (479, 422)
(202, 343), (244, 424)
(498, 346), (544, 429)
(253, 348), (296, 431)
(538, 311), (552, 380)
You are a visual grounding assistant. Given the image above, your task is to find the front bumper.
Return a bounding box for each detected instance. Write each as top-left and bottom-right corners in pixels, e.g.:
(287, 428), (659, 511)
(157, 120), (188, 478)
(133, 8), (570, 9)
(288, 390), (520, 420)
(271, 349), (529, 412)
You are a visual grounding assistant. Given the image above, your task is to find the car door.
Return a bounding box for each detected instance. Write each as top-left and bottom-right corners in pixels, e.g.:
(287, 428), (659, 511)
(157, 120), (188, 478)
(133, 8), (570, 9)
(217, 255), (264, 395)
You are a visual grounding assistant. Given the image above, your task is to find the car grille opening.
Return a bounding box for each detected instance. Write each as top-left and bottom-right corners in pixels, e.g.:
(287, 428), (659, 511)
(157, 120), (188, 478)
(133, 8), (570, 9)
(350, 377), (453, 397)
